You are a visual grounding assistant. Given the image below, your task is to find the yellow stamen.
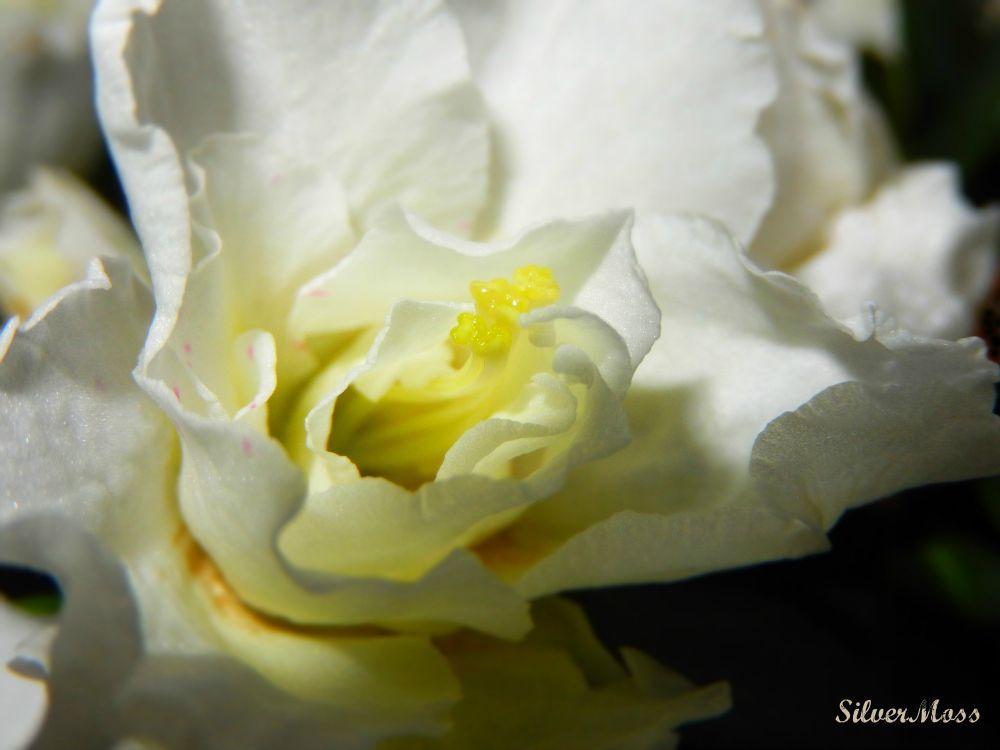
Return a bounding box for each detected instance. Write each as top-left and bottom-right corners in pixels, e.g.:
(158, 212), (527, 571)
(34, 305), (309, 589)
(450, 265), (560, 356)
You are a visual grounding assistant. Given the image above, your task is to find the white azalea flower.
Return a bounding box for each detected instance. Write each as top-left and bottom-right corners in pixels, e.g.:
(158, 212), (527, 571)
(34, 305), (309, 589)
(0, 0), (997, 746)
(0, 0), (101, 191)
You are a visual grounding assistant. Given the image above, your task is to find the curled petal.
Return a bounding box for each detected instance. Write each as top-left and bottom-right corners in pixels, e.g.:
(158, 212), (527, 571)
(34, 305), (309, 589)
(1, 519), (448, 750)
(488, 213), (999, 597)
(751, 0), (894, 267)
(0, 170), (142, 318)
(97, 0), (489, 237)
(293, 210), (658, 371)
(384, 599), (730, 750)
(794, 165), (1000, 340)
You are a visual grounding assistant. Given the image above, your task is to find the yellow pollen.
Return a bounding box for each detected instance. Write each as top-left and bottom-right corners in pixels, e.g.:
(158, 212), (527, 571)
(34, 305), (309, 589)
(450, 265), (560, 356)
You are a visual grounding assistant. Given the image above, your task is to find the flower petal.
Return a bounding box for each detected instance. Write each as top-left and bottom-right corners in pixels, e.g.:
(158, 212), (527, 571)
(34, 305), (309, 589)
(0, 0), (100, 190)
(280, 295), (632, 586)
(0, 170), (142, 319)
(0, 595), (48, 750)
(751, 325), (1000, 531)
(384, 598), (730, 750)
(98, 0), (489, 235)
(0, 257), (163, 534)
(293, 210), (658, 371)
(0, 255), (214, 655)
(488, 213), (999, 597)
(143, 390), (530, 637)
(451, 0), (777, 243)
(0, 254), (461, 741)
(187, 135), (357, 334)
(1, 519), (439, 750)
(0, 517), (145, 749)
(809, 0), (901, 58)
(750, 0), (894, 267)
(793, 165), (1000, 340)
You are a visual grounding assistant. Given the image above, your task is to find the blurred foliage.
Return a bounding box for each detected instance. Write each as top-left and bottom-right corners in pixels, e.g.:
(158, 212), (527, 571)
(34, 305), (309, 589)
(1, 567), (60, 616)
(915, 480), (1000, 625)
(866, 0), (1000, 204)
(869, 0), (1000, 627)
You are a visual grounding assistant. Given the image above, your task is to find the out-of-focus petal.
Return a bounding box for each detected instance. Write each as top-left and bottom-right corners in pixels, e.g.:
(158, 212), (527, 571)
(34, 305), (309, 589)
(794, 165), (1000, 340)
(0, 170), (141, 318)
(0, 0), (100, 191)
(751, 0), (894, 268)
(383, 599), (730, 750)
(1, 518), (432, 750)
(809, 0), (901, 58)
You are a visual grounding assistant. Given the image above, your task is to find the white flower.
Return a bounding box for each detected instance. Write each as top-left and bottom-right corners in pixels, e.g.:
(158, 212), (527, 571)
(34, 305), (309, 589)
(0, 0), (102, 191)
(0, 0), (998, 746)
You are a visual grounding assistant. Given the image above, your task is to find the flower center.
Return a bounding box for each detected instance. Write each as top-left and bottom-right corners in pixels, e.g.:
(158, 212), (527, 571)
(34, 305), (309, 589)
(449, 265), (560, 356)
(327, 266), (560, 489)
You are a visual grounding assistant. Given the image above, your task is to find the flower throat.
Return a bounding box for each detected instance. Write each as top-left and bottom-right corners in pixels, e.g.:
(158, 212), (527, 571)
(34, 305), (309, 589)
(328, 266), (560, 489)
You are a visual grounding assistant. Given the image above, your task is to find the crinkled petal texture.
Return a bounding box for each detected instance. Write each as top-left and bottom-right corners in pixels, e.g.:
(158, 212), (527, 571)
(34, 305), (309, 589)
(382, 599), (730, 750)
(137, 188), (656, 637)
(94, 0), (491, 359)
(0, 248), (710, 748)
(474, 215), (1000, 598)
(750, 0), (894, 268)
(449, 0), (778, 243)
(0, 169), (143, 318)
(0, 262), (469, 749)
(794, 165), (1000, 340)
(118, 0), (488, 233)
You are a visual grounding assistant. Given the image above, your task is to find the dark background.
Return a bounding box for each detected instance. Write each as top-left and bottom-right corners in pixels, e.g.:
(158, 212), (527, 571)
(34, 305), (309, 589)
(2, 2), (999, 749)
(577, 2), (1000, 748)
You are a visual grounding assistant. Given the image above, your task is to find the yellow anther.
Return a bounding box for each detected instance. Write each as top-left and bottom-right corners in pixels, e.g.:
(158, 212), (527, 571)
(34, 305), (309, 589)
(450, 311), (512, 356)
(450, 265), (560, 356)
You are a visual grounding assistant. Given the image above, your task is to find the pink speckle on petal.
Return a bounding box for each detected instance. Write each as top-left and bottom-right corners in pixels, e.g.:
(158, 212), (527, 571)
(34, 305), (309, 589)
(247, 344), (255, 360)
(241, 437), (254, 456)
(172, 386), (181, 402)
(307, 288), (328, 298)
(292, 339), (308, 352)
(249, 401), (258, 410)
(94, 377), (106, 393)
(182, 341), (192, 354)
